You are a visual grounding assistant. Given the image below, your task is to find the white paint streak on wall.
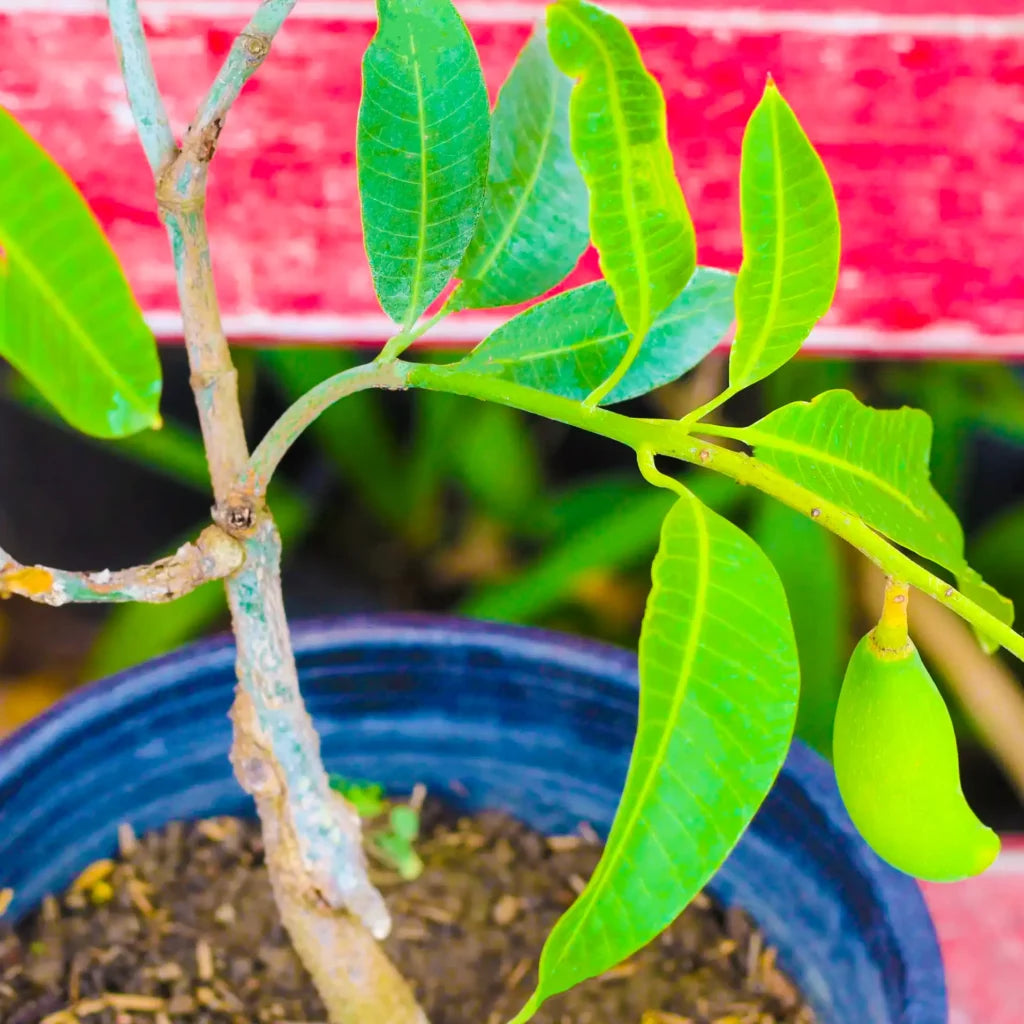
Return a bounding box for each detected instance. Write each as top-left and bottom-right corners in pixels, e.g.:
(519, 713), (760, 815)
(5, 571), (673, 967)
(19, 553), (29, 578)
(141, 309), (1024, 357)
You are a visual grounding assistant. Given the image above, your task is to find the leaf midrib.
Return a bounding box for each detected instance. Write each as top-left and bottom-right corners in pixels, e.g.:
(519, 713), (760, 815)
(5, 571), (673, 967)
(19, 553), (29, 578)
(734, 91), (785, 386)
(404, 28), (430, 331)
(745, 424), (926, 520)
(544, 491), (709, 977)
(562, 4), (651, 339)
(1, 232), (150, 421)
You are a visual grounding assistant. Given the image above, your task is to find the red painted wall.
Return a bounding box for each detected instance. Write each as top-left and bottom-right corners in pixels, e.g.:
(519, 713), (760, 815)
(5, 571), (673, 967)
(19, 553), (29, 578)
(2, 1), (1023, 354)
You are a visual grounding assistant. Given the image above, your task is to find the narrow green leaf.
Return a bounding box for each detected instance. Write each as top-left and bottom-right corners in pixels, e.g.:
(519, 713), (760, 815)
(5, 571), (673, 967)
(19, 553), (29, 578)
(540, 475), (658, 539)
(85, 574), (225, 680)
(455, 27), (588, 309)
(0, 107), (162, 437)
(883, 362), (1024, 509)
(7, 374), (209, 493)
(462, 472), (742, 624)
(728, 80), (840, 391)
(762, 355), (854, 410)
(741, 389), (1014, 643)
(106, 419), (210, 492)
(448, 404), (541, 523)
(547, 0), (696, 395)
(970, 502), (1024, 623)
(456, 267), (735, 405)
(463, 488), (673, 623)
(751, 497), (846, 757)
(403, 391), (464, 548)
(357, 0), (490, 327)
(512, 490), (798, 1020)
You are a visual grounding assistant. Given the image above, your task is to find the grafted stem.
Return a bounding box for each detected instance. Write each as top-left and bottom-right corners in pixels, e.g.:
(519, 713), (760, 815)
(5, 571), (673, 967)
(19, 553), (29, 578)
(107, 2), (428, 1021)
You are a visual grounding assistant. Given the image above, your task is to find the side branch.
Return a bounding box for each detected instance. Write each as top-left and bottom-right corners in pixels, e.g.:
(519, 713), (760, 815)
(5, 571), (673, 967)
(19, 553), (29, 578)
(192, 0), (298, 139)
(164, 0), (298, 204)
(0, 526), (243, 606)
(107, 0), (177, 174)
(243, 360), (410, 498)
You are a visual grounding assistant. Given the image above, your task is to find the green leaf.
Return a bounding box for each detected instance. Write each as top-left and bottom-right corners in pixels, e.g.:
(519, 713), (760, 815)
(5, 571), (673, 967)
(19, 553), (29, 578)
(751, 497), (846, 756)
(372, 830), (424, 881)
(463, 487), (673, 623)
(0, 107), (162, 437)
(401, 391), (464, 549)
(969, 502), (1024, 623)
(86, 561), (224, 680)
(882, 362), (1024, 509)
(357, 0), (491, 328)
(456, 267), (735, 405)
(511, 491), (798, 1021)
(455, 27), (588, 309)
(389, 804), (420, 842)
(540, 475), (657, 539)
(448, 404), (541, 524)
(741, 389), (1013, 644)
(8, 374), (209, 493)
(728, 80), (840, 392)
(547, 0), (696, 396)
(762, 355), (854, 410)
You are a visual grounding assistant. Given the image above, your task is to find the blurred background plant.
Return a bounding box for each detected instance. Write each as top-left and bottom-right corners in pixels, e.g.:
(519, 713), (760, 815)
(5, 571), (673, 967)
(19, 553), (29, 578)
(3, 349), (1024, 828)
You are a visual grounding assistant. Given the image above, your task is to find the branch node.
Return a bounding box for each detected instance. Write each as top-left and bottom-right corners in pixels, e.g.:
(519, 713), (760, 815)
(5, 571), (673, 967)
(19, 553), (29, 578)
(241, 32), (272, 63)
(194, 117), (225, 164)
(156, 185), (205, 216)
(214, 496), (259, 538)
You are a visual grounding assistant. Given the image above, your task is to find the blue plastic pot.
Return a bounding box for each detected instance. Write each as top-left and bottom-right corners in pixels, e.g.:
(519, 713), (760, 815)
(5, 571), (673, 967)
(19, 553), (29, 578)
(0, 616), (945, 1022)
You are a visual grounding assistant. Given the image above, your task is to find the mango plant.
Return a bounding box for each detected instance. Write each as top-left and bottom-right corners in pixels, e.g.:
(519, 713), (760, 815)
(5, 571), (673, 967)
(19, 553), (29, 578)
(0, 1), (1018, 1021)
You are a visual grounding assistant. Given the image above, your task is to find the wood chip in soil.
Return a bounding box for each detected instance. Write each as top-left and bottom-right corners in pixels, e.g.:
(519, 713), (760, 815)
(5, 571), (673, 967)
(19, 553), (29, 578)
(0, 799), (816, 1024)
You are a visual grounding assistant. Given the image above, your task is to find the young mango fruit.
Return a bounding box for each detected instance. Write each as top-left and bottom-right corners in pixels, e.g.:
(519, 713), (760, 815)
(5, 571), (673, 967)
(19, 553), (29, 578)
(833, 617), (1000, 883)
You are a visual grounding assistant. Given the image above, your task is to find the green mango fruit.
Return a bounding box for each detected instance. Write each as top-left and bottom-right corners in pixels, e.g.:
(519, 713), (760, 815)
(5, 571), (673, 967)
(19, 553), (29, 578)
(833, 632), (1000, 883)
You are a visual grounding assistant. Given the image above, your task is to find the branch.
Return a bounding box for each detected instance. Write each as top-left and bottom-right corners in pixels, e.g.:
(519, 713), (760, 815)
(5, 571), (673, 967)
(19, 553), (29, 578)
(405, 364), (1024, 661)
(192, 1), (298, 143)
(0, 526), (243, 606)
(229, 524), (426, 1024)
(108, 0), (250, 503)
(106, 0), (177, 175)
(243, 360), (410, 498)
(162, 0), (298, 205)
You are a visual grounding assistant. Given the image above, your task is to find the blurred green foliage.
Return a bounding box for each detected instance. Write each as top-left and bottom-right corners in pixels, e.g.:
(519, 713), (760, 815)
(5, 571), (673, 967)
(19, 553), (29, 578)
(5, 351), (1024, 770)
